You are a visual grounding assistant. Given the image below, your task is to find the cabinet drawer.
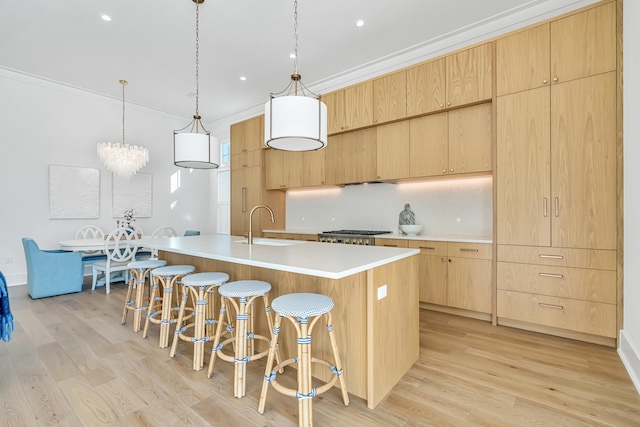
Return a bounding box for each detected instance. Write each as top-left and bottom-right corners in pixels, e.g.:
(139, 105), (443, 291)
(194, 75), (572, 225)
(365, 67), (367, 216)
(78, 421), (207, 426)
(407, 240), (447, 255)
(447, 242), (492, 260)
(497, 262), (616, 304)
(497, 245), (616, 270)
(376, 238), (408, 248)
(497, 290), (616, 338)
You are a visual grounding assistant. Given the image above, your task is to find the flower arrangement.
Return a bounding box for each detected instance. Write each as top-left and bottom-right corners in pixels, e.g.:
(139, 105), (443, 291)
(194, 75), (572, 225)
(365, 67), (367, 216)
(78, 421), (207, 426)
(122, 208), (136, 228)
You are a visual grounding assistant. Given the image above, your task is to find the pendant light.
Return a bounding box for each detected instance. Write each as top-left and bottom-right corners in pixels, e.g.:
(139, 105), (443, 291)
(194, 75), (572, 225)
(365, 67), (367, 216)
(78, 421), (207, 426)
(264, 0), (327, 151)
(97, 80), (149, 179)
(173, 0), (220, 169)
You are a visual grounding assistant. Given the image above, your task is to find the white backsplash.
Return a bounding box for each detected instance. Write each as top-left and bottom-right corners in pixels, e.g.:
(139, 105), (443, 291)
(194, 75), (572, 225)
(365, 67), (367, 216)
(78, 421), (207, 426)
(286, 176), (493, 236)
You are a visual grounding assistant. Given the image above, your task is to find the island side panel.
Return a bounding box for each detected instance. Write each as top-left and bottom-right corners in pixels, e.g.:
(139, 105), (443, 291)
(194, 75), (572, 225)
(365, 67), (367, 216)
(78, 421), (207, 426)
(159, 251), (369, 400)
(366, 255), (419, 409)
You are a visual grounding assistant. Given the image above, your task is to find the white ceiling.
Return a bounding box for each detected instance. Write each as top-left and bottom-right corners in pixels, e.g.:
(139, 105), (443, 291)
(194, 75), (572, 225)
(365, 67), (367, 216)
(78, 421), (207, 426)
(0, 0), (595, 125)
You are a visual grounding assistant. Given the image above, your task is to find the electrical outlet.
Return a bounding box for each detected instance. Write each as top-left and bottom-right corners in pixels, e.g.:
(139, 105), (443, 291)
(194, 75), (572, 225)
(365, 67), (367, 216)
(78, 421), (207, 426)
(377, 284), (387, 300)
(5, 256), (12, 264)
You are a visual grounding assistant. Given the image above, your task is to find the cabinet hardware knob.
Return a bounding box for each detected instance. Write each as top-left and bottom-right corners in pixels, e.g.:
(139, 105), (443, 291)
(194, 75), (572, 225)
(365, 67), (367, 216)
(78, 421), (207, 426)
(440, 104), (444, 108)
(543, 197), (548, 217)
(543, 79), (548, 84)
(538, 303), (563, 310)
(442, 169), (447, 174)
(555, 197), (559, 217)
(447, 102), (451, 106)
(459, 248), (479, 252)
(539, 273), (564, 279)
(448, 258), (452, 263)
(450, 168), (454, 172)
(441, 257), (446, 262)
(553, 77), (558, 82)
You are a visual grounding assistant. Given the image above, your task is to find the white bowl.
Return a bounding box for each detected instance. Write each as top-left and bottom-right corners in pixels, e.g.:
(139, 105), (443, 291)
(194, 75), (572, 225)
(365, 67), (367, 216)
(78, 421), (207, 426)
(401, 224), (423, 236)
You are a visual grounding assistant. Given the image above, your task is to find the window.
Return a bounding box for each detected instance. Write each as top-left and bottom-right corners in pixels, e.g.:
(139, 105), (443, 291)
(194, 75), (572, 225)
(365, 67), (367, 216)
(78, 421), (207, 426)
(217, 169), (230, 234)
(221, 141), (230, 164)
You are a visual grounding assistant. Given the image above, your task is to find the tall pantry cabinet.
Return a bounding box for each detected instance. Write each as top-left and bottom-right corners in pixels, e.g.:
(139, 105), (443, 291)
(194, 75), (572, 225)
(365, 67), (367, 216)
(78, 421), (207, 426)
(495, 1), (619, 344)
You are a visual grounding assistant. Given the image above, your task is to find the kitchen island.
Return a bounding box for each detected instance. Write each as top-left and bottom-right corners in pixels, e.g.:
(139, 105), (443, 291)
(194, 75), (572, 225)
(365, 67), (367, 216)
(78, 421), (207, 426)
(137, 234), (419, 409)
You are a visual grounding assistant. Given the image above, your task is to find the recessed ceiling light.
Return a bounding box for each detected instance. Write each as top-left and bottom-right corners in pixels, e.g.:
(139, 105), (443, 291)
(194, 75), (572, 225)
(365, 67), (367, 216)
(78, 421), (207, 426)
(289, 53), (296, 59)
(101, 14), (112, 22)
(356, 19), (364, 27)
(240, 76), (247, 81)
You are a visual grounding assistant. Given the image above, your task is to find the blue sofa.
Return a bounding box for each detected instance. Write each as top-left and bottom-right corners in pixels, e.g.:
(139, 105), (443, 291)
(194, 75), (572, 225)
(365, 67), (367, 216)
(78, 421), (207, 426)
(22, 238), (83, 299)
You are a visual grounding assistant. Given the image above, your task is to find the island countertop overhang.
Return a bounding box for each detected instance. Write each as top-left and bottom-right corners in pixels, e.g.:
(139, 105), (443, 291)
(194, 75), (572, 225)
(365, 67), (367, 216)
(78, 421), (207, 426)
(137, 234), (419, 280)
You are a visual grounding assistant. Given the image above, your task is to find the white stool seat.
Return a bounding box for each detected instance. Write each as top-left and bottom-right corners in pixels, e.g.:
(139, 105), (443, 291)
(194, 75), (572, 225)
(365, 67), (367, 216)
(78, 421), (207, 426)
(152, 265), (195, 277)
(128, 259), (167, 269)
(272, 293), (334, 318)
(219, 280), (271, 298)
(182, 272), (230, 287)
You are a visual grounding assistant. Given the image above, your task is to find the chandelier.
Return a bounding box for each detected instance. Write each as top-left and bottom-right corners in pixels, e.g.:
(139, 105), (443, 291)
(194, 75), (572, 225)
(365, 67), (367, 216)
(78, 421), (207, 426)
(97, 80), (149, 179)
(173, 0), (220, 169)
(264, 0), (327, 151)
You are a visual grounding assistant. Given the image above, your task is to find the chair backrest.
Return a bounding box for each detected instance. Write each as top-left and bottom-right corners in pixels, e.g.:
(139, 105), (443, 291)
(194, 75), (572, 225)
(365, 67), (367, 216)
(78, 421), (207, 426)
(127, 224), (144, 239)
(184, 230), (200, 236)
(75, 225), (105, 255)
(104, 228), (138, 263)
(151, 226), (177, 239)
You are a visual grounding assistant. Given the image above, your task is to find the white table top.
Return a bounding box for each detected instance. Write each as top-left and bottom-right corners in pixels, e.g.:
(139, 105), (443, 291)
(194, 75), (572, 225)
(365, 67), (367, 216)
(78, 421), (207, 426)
(136, 234), (419, 280)
(58, 238), (110, 252)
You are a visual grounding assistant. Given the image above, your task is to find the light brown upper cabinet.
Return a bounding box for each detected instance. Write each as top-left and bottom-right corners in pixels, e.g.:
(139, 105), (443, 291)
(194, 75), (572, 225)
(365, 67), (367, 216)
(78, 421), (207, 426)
(265, 149), (304, 190)
(230, 115), (264, 171)
(325, 81), (373, 135)
(497, 72), (616, 250)
(447, 103), (492, 175)
(325, 128), (377, 185)
(376, 121), (410, 180)
(446, 43), (492, 108)
(497, 2), (615, 96)
(409, 113), (448, 178)
(373, 71), (407, 125)
(406, 58), (446, 116)
(302, 149), (326, 187)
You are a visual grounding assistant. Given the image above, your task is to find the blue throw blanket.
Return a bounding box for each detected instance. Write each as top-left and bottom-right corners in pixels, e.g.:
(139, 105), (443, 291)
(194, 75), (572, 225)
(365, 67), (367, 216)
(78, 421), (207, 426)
(0, 271), (14, 342)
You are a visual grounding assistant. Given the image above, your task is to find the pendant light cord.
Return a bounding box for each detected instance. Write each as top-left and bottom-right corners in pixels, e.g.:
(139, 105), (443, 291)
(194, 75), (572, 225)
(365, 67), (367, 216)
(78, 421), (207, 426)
(121, 80), (126, 144)
(293, 0), (299, 75)
(195, 0), (200, 119)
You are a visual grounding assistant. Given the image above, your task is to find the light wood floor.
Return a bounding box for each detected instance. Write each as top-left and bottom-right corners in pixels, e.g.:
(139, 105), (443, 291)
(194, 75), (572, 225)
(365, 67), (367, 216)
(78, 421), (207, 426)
(1, 282), (639, 426)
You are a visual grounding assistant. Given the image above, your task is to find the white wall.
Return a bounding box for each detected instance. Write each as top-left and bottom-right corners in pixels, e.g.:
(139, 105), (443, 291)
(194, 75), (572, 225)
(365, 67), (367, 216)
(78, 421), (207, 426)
(620, 0), (640, 393)
(286, 177), (492, 236)
(0, 69), (218, 286)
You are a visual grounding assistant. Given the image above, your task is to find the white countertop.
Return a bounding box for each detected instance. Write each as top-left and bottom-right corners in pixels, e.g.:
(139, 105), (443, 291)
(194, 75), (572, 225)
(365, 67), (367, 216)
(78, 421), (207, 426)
(263, 229), (492, 244)
(137, 234), (419, 280)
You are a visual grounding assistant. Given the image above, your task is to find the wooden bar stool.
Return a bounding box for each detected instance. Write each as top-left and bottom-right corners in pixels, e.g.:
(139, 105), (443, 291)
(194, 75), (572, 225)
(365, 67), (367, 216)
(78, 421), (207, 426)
(143, 265), (195, 348)
(169, 272), (230, 371)
(258, 293), (349, 427)
(207, 280), (280, 398)
(122, 259), (167, 332)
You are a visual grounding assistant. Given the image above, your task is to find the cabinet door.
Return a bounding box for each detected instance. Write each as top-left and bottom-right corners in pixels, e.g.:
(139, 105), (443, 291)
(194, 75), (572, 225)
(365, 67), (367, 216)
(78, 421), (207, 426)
(409, 113), (448, 178)
(265, 149), (284, 190)
(324, 91), (345, 134)
(447, 257), (492, 313)
(376, 121), (410, 180)
(283, 152), (304, 189)
(448, 103), (492, 174)
(230, 168), (247, 236)
(244, 115), (264, 151)
(344, 128), (377, 184)
(344, 81), (373, 130)
(230, 121), (245, 156)
(497, 87), (551, 246)
(373, 71), (407, 124)
(496, 24), (550, 96)
(245, 166), (262, 234)
(324, 134), (343, 185)
(303, 149), (325, 187)
(419, 254), (448, 305)
(406, 58), (446, 115)
(551, 72), (616, 250)
(446, 43), (492, 108)
(550, 2), (616, 84)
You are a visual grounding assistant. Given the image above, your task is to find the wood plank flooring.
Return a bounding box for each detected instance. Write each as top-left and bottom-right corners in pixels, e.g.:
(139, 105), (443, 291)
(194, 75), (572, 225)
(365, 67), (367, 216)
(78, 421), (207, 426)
(1, 282), (639, 426)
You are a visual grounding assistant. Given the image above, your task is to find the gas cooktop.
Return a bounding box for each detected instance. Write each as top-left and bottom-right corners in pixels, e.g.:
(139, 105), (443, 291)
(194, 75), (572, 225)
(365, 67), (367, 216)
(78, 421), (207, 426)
(320, 230), (393, 236)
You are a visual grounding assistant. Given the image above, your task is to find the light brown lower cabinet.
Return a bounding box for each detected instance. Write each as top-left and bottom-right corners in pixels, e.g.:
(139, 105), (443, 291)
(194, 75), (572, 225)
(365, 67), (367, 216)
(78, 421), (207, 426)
(262, 232), (318, 242)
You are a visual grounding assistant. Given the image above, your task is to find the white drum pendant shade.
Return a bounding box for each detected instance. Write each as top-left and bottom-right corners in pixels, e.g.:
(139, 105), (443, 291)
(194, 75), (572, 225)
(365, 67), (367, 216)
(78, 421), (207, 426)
(174, 132), (220, 169)
(264, 95), (327, 151)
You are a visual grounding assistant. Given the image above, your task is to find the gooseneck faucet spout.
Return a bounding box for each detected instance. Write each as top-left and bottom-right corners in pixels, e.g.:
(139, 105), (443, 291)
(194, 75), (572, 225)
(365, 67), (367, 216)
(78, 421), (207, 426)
(248, 205), (275, 245)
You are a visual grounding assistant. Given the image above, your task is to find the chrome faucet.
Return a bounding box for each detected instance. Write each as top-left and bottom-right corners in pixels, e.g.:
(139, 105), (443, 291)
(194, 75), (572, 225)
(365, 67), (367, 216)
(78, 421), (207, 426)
(248, 205), (275, 245)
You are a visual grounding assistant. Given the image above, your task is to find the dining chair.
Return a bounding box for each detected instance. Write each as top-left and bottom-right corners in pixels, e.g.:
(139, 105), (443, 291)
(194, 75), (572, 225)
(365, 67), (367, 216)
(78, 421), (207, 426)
(91, 227), (139, 294)
(137, 226), (177, 260)
(75, 224), (107, 266)
(184, 230), (200, 236)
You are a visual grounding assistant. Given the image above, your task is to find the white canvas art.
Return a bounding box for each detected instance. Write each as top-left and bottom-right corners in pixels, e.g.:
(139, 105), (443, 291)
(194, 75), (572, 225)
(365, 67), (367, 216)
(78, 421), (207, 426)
(112, 172), (152, 218)
(49, 165), (100, 219)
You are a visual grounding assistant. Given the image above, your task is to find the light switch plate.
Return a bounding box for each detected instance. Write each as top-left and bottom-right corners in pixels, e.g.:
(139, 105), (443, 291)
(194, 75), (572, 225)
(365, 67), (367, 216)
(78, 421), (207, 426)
(377, 284), (387, 300)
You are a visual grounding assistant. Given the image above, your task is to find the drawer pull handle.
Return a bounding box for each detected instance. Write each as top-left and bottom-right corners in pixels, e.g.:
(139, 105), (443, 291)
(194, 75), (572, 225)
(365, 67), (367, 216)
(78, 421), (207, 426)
(539, 254), (563, 259)
(539, 273), (564, 279)
(460, 248), (479, 252)
(538, 303), (564, 310)
(419, 246), (436, 250)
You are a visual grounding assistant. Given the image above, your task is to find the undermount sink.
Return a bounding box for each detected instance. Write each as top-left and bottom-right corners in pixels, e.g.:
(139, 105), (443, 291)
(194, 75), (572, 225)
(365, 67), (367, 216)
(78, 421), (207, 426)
(235, 238), (301, 246)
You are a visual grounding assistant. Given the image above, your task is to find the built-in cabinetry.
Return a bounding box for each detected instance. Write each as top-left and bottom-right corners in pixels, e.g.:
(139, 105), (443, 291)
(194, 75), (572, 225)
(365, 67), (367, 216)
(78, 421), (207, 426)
(324, 81), (374, 134)
(376, 239), (492, 317)
(265, 149), (327, 190)
(495, 2), (618, 344)
(325, 128), (377, 185)
(230, 116), (286, 238)
(262, 232), (318, 242)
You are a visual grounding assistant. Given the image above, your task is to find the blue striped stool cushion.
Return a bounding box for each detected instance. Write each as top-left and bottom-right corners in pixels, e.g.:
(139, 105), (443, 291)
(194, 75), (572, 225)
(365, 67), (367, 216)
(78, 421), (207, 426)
(272, 293), (334, 317)
(219, 280), (271, 298)
(128, 260), (167, 269)
(151, 265), (195, 277)
(182, 272), (229, 287)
